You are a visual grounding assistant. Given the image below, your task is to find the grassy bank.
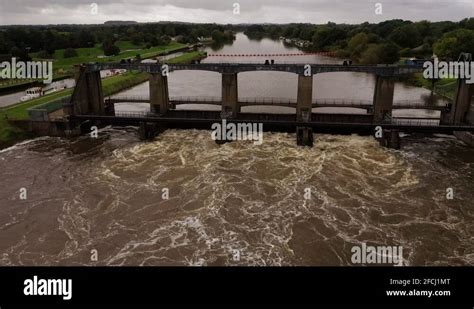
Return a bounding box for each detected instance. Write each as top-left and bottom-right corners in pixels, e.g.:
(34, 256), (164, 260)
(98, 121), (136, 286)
(0, 70), (149, 149)
(403, 73), (457, 100)
(0, 41), (186, 93)
(167, 51), (207, 64)
(32, 41), (186, 77)
(0, 49), (207, 149)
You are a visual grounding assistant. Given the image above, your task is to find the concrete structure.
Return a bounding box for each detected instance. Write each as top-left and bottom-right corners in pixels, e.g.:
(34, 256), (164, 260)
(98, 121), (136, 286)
(66, 62), (474, 148)
(66, 65), (105, 116)
(377, 129), (401, 150)
(106, 96), (450, 111)
(296, 75), (313, 122)
(149, 73), (169, 114)
(89, 62), (423, 76)
(373, 76), (395, 123)
(222, 73), (239, 118)
(451, 79), (474, 125)
(451, 79), (474, 146)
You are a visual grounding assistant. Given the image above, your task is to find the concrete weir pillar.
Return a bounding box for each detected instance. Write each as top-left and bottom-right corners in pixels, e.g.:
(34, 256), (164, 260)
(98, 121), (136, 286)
(297, 74), (313, 122)
(450, 79), (474, 125)
(297, 126), (314, 147)
(377, 129), (401, 150)
(69, 65), (105, 115)
(222, 73), (239, 118)
(138, 122), (162, 140)
(105, 99), (115, 116)
(296, 74), (314, 146)
(373, 76), (395, 123)
(451, 79), (474, 146)
(149, 73), (169, 115)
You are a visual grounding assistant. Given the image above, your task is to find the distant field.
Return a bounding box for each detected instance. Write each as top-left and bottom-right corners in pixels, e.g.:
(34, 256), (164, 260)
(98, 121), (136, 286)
(30, 41), (186, 77)
(0, 71), (148, 148)
(168, 51), (207, 64)
(0, 48), (206, 148)
(0, 41), (186, 92)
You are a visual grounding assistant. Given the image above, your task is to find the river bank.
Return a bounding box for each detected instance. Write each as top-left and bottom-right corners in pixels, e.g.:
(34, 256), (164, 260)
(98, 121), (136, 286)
(400, 73), (457, 101)
(0, 51), (206, 149)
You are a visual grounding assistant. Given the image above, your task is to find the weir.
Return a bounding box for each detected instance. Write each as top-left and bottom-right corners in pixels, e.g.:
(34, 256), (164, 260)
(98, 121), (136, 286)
(450, 79), (474, 145)
(149, 73), (169, 115)
(63, 62), (474, 149)
(373, 76), (395, 123)
(222, 73), (239, 118)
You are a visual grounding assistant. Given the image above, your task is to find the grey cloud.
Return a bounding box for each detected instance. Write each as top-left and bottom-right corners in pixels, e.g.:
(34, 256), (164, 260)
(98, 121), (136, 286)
(0, 0), (472, 25)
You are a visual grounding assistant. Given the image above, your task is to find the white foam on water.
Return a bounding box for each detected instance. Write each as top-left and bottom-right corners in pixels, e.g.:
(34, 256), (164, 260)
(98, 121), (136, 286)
(1, 129), (473, 266)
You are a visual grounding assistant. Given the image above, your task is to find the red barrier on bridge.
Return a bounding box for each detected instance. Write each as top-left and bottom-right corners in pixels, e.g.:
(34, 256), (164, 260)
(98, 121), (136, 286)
(207, 52), (336, 57)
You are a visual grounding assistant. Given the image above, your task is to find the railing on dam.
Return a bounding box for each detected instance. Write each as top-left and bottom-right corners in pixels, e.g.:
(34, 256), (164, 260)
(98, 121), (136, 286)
(89, 62), (424, 76)
(111, 111), (444, 128)
(107, 96), (449, 110)
(172, 96), (222, 103)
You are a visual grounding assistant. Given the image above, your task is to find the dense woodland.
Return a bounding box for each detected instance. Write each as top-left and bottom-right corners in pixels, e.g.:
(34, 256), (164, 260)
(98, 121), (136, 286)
(244, 18), (474, 63)
(1, 18), (474, 64)
(0, 22), (235, 60)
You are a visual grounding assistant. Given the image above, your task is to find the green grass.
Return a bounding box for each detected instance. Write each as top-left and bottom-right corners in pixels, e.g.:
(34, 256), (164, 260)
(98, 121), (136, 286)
(0, 79), (40, 90)
(404, 73), (457, 100)
(30, 41), (186, 79)
(168, 51), (207, 64)
(102, 71), (148, 97)
(3, 90), (73, 120)
(0, 49), (204, 148)
(0, 87), (75, 148)
(0, 71), (149, 148)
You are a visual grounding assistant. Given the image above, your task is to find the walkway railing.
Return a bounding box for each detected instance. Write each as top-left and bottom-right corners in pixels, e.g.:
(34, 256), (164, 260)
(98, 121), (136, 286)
(391, 118), (441, 126)
(240, 97), (297, 105)
(172, 96), (221, 103)
(106, 96), (150, 103)
(115, 111), (152, 118)
(107, 96), (449, 110)
(107, 112), (457, 129)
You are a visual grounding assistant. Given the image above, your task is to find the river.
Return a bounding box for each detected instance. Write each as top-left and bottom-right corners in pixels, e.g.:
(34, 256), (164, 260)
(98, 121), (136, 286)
(0, 33), (473, 266)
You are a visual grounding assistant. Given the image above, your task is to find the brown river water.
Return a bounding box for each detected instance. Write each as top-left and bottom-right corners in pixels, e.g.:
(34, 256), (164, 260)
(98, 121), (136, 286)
(0, 33), (473, 266)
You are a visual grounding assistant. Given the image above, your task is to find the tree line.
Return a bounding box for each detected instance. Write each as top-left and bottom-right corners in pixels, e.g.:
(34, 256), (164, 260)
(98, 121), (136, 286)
(0, 23), (237, 60)
(243, 18), (474, 63)
(1, 19), (473, 64)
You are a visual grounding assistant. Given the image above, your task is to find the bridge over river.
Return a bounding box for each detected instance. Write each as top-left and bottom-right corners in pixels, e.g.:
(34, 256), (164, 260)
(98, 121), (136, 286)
(60, 62), (474, 148)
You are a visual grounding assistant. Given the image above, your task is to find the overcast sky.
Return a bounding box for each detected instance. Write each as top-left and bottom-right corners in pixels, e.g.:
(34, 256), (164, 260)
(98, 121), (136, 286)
(0, 0), (472, 25)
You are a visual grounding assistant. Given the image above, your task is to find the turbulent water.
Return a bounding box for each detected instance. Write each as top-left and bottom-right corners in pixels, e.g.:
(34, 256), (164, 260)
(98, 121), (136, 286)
(0, 33), (472, 266)
(1, 129), (473, 266)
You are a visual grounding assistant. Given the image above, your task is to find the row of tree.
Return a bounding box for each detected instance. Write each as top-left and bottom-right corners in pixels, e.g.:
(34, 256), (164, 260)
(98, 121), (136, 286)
(0, 23), (237, 60)
(243, 18), (474, 63)
(2, 19), (473, 64)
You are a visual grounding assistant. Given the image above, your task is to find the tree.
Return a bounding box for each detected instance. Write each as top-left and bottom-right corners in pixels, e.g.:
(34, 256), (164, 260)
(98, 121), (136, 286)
(63, 48), (78, 58)
(388, 24), (422, 48)
(460, 18), (474, 30)
(359, 44), (381, 64)
(76, 30), (96, 48)
(131, 33), (144, 46)
(299, 27), (314, 41)
(312, 26), (346, 50)
(36, 50), (52, 59)
(378, 42), (400, 64)
(102, 40), (120, 56)
(434, 29), (474, 59)
(211, 30), (225, 42)
(164, 25), (176, 37)
(347, 32), (369, 60)
(160, 35), (171, 46)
